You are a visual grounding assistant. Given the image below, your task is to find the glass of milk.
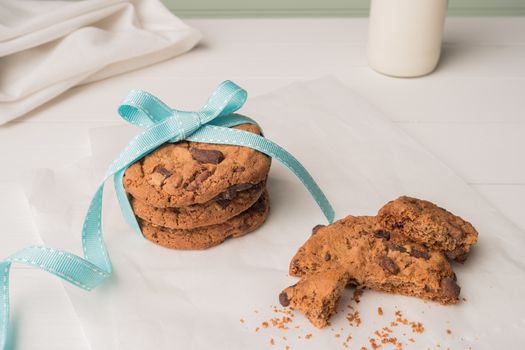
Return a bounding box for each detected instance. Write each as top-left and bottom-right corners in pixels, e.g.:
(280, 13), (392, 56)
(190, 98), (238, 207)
(367, 0), (448, 77)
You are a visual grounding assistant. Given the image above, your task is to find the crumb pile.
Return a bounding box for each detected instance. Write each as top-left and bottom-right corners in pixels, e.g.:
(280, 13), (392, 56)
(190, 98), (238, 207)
(241, 295), (459, 349)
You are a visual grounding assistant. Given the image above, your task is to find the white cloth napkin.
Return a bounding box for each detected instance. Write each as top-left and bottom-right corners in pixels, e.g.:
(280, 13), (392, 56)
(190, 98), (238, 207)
(0, 0), (201, 124)
(28, 78), (525, 349)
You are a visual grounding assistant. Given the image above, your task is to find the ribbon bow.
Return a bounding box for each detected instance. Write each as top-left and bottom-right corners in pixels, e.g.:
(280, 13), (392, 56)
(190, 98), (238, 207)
(0, 81), (334, 349)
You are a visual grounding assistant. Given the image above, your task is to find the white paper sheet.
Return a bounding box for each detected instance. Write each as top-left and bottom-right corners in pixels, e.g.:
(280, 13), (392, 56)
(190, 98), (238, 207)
(29, 78), (525, 349)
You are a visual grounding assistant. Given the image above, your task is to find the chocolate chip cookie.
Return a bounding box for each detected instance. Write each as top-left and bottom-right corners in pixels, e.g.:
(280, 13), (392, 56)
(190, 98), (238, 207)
(123, 124), (271, 208)
(378, 196), (478, 263)
(130, 181), (265, 230)
(140, 191), (270, 250)
(281, 216), (459, 328)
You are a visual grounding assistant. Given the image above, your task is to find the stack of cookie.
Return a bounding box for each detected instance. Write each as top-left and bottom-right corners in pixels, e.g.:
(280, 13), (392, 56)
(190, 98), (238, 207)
(279, 196), (479, 328)
(123, 124), (272, 250)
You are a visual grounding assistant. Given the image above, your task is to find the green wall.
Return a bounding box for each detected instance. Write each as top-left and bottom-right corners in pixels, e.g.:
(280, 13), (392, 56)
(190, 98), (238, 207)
(163, 0), (525, 17)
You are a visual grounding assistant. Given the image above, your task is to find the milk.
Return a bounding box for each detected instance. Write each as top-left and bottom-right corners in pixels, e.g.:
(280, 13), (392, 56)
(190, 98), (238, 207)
(367, 0), (448, 77)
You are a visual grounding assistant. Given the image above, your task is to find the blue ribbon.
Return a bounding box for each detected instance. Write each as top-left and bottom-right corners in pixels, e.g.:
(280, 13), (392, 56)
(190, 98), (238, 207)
(0, 81), (334, 349)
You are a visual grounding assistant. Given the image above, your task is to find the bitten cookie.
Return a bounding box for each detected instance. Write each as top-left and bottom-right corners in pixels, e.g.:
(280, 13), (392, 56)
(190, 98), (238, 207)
(378, 196), (479, 263)
(130, 181), (265, 230)
(281, 216), (459, 328)
(123, 124), (271, 208)
(140, 191), (270, 250)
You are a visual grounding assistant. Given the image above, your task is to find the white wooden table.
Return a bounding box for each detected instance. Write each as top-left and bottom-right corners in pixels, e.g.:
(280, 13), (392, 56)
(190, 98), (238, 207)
(0, 17), (524, 349)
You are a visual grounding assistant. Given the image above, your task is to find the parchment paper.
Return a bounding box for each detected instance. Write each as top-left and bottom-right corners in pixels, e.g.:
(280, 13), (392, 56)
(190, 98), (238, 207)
(30, 78), (525, 349)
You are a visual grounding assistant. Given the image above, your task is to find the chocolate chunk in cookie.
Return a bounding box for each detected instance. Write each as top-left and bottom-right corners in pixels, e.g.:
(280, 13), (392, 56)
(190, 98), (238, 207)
(377, 256), (400, 275)
(311, 224), (325, 235)
(190, 148), (225, 164)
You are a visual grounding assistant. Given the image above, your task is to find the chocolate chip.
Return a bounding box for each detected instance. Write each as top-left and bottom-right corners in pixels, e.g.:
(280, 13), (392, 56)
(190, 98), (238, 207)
(440, 277), (461, 299)
(215, 199), (231, 209)
(324, 252), (331, 261)
(184, 182), (197, 191)
(374, 229), (391, 240)
(190, 148), (225, 164)
(423, 285), (434, 293)
(347, 280), (359, 288)
(233, 166), (245, 172)
(215, 183), (256, 204)
(195, 169), (211, 183)
(167, 207), (180, 214)
(311, 224), (325, 235)
(279, 291), (290, 307)
(239, 221), (252, 231)
(231, 183), (254, 192)
(447, 223), (463, 239)
(154, 165), (171, 177)
(409, 249), (430, 260)
(184, 169), (212, 191)
(293, 259), (300, 269)
(377, 256), (400, 275)
(387, 243), (407, 253)
(250, 196), (267, 213)
(445, 247), (468, 263)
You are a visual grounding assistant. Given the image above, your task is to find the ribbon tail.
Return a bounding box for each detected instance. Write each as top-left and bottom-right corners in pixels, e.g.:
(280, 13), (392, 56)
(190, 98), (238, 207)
(0, 261), (10, 350)
(81, 185), (112, 273)
(187, 125), (336, 223)
(6, 247), (109, 291)
(114, 169), (143, 237)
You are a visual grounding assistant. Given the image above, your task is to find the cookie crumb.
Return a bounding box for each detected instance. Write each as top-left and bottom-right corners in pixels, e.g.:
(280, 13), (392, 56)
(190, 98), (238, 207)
(305, 333), (313, 340)
(353, 289), (364, 303)
(377, 307), (383, 316)
(239, 318), (245, 323)
(410, 322), (425, 334)
(347, 309), (362, 327)
(369, 338), (380, 349)
(269, 338), (275, 345)
(446, 329), (452, 335)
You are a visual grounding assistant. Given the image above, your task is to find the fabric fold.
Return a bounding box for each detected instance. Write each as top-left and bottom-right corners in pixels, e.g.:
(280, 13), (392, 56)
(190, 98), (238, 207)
(0, 0), (201, 124)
